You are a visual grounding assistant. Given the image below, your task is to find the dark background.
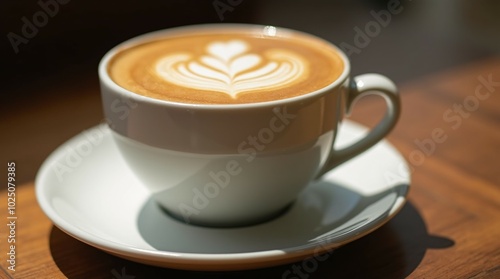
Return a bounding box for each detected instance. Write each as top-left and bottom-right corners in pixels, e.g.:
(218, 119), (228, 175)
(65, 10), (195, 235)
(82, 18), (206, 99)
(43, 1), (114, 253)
(1, 0), (500, 182)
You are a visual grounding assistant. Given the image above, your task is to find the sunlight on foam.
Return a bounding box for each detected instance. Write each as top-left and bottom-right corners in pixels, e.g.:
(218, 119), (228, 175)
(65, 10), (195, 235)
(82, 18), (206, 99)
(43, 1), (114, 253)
(263, 26), (277, 37)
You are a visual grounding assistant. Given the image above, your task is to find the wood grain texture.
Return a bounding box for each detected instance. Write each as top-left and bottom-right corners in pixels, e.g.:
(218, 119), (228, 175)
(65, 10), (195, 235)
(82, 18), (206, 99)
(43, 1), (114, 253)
(1, 58), (499, 278)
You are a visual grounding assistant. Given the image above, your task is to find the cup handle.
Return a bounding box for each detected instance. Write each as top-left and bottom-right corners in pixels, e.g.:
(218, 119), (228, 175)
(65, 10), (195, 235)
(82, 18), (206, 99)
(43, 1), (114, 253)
(316, 73), (401, 178)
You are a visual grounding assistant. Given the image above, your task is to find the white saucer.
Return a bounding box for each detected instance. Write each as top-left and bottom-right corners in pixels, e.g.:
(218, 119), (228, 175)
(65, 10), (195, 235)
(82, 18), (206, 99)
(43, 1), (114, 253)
(35, 120), (410, 271)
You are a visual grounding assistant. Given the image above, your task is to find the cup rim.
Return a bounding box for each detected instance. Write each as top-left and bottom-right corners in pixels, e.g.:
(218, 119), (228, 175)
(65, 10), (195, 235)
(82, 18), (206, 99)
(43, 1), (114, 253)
(99, 23), (351, 110)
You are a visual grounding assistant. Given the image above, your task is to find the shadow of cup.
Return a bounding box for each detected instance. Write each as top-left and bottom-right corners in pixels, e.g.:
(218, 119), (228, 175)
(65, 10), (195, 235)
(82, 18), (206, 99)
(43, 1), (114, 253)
(288, 202), (455, 279)
(49, 185), (454, 279)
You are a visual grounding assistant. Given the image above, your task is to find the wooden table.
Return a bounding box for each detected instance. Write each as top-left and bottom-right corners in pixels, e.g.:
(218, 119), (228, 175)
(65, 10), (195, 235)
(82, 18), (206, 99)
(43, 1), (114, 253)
(1, 58), (499, 278)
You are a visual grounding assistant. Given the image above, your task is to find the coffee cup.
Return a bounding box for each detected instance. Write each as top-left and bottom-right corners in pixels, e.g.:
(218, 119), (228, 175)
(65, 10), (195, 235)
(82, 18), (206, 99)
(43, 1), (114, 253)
(99, 24), (400, 227)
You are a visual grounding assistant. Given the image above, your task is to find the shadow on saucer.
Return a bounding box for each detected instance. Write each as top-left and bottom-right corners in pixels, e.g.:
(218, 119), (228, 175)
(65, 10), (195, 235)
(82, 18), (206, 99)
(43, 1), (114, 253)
(136, 181), (409, 254)
(49, 195), (454, 279)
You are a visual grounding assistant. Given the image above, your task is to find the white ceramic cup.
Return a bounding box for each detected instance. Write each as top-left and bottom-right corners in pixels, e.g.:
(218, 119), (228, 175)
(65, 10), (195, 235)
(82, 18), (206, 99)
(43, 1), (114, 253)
(99, 24), (400, 227)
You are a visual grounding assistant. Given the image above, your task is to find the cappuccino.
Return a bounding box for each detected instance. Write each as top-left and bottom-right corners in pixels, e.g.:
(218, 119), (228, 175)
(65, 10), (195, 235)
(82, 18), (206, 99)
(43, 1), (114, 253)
(108, 27), (344, 104)
(100, 25), (401, 227)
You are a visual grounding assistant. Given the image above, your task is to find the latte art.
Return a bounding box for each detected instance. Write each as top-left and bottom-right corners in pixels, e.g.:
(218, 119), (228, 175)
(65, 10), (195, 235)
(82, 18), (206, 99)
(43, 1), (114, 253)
(155, 40), (307, 98)
(108, 28), (344, 104)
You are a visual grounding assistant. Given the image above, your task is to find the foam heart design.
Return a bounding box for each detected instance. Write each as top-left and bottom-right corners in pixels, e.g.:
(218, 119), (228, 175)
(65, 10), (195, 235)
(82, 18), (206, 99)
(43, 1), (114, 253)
(155, 40), (307, 98)
(207, 40), (248, 62)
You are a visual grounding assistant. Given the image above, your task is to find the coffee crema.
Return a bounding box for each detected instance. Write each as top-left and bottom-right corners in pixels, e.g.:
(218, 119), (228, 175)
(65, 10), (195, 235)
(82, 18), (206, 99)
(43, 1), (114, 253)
(108, 28), (344, 104)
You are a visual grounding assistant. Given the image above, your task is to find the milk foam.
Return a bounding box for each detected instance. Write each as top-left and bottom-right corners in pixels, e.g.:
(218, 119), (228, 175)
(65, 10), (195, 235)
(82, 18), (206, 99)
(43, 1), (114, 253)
(108, 29), (344, 104)
(154, 40), (306, 98)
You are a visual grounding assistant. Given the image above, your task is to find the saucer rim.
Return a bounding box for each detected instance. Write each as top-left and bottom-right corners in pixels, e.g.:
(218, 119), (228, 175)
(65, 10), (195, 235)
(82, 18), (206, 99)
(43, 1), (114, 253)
(35, 120), (410, 270)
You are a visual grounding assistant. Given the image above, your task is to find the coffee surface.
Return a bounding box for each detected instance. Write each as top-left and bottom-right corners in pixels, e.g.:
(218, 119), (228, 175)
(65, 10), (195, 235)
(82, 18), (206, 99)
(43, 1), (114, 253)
(108, 28), (344, 104)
